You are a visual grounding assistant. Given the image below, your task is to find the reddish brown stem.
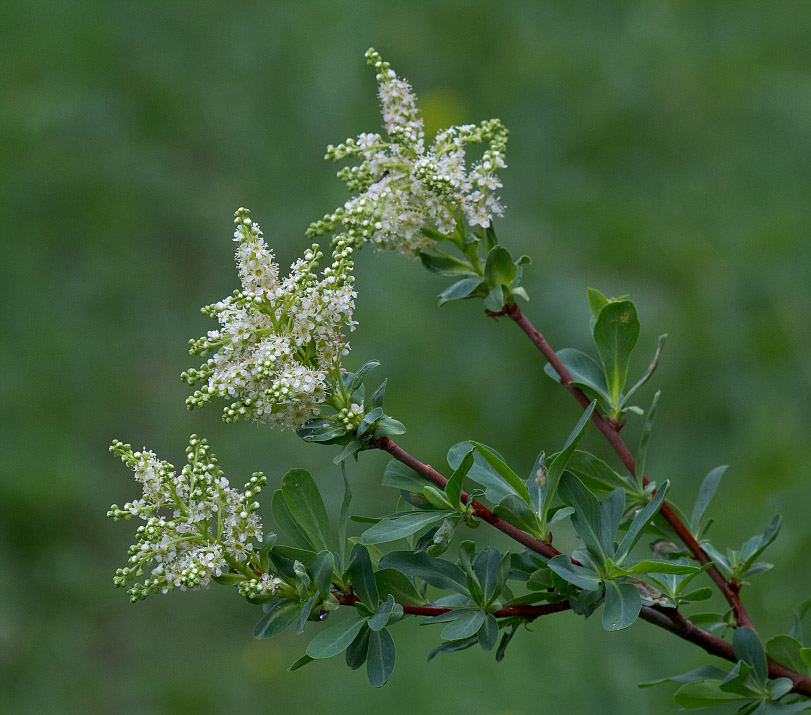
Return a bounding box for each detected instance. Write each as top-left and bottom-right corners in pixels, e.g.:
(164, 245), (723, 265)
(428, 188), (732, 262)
(334, 592), (572, 621)
(505, 303), (754, 630)
(371, 437), (811, 694)
(640, 607), (811, 695)
(374, 436), (561, 561)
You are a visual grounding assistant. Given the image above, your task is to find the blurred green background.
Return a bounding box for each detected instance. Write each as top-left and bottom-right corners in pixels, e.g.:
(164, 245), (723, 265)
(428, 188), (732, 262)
(2, 1), (810, 713)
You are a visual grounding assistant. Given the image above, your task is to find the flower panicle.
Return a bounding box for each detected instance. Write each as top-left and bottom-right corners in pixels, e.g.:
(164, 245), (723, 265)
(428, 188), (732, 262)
(182, 207), (357, 430)
(108, 435), (277, 602)
(308, 48), (509, 256)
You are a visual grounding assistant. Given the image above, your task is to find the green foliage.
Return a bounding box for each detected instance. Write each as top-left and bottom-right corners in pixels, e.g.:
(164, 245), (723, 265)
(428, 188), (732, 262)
(545, 291), (666, 424)
(701, 515), (782, 585)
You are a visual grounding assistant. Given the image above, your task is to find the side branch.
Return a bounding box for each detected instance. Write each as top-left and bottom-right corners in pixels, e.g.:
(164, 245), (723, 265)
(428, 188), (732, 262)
(505, 303), (754, 630)
(373, 436), (561, 561)
(335, 593), (572, 621)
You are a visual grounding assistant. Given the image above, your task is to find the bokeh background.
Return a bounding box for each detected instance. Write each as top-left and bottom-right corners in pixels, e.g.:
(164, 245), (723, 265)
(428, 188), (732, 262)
(2, 1), (810, 713)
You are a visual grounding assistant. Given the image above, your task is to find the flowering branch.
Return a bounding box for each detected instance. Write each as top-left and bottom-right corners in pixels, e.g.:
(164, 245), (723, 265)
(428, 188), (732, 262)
(108, 47), (811, 707)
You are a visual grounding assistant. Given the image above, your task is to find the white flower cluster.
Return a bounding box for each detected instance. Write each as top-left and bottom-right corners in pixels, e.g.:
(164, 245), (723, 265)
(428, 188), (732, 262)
(108, 435), (277, 602)
(308, 48), (508, 256)
(183, 208), (357, 429)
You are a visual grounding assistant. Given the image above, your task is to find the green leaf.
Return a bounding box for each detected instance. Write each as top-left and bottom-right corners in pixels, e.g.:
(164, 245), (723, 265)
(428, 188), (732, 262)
(678, 587), (713, 603)
(345, 625), (371, 670)
(348, 544), (379, 610)
(558, 472), (606, 562)
(361, 511), (453, 545)
(592, 300), (640, 408)
(423, 485), (455, 510)
(375, 568), (427, 606)
(700, 543), (734, 578)
(457, 541), (481, 602)
(639, 665), (729, 688)
(483, 284), (504, 312)
(427, 518), (457, 557)
(271, 490), (312, 550)
(547, 554), (602, 591)
(373, 415), (406, 438)
(623, 560), (702, 576)
(381, 459), (425, 491)
(496, 622), (519, 663)
(308, 551), (335, 598)
(366, 378), (387, 411)
(614, 481), (669, 565)
(347, 360), (380, 395)
(306, 615), (368, 659)
(473, 547), (506, 604)
(356, 407), (383, 437)
(421, 226), (454, 243)
(544, 403), (596, 526)
(600, 488), (626, 556)
(470, 442), (531, 504)
(690, 465), (728, 535)
(366, 628), (396, 687)
(419, 252), (477, 277)
(368, 594), (396, 631)
(297, 418), (351, 444)
(271, 545), (318, 566)
(438, 277), (484, 306)
(448, 441), (518, 503)
(484, 246), (517, 287)
(603, 580), (642, 631)
(254, 599), (302, 639)
(635, 391), (660, 486)
(512, 286), (529, 302)
(484, 224), (498, 251)
(441, 609), (487, 641)
(766, 635), (809, 675)
(741, 515), (782, 567)
(770, 678), (795, 701)
(445, 449), (473, 509)
(333, 440), (363, 465)
(565, 450), (631, 493)
(478, 614), (499, 651)
(296, 593), (318, 634)
(427, 636), (478, 661)
(587, 287), (610, 321)
(378, 551), (470, 596)
(622, 334), (667, 405)
(802, 649), (811, 667)
(734, 627), (768, 684)
(288, 654), (316, 672)
(211, 572), (249, 586)
(543, 348), (611, 405)
(547, 505), (575, 530)
(493, 494), (543, 539)
(718, 660), (758, 696)
(281, 469), (334, 552)
(672, 680), (748, 708)
(338, 465), (352, 571)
